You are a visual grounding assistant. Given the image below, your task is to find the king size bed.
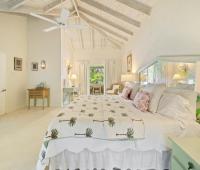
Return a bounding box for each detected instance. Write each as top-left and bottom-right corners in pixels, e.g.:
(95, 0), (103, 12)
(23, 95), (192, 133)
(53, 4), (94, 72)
(36, 85), (200, 170)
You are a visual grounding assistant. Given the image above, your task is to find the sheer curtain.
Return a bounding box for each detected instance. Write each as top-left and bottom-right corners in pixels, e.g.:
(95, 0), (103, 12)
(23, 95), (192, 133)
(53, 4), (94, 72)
(106, 59), (121, 89)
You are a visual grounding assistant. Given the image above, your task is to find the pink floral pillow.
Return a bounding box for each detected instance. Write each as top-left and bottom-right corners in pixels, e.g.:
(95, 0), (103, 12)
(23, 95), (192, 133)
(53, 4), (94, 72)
(120, 87), (132, 99)
(133, 91), (150, 112)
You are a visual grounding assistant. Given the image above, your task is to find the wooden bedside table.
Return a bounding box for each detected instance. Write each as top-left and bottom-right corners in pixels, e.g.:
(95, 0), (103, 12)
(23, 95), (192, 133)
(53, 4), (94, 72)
(169, 137), (200, 170)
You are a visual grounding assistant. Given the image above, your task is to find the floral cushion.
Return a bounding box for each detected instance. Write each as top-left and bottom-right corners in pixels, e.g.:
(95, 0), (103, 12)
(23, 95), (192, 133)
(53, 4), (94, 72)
(133, 91), (150, 112)
(120, 87), (132, 99)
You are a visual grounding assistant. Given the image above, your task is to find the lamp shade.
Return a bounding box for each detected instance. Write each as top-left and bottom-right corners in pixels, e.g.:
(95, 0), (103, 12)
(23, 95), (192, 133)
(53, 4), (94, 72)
(121, 73), (137, 82)
(195, 61), (200, 93)
(70, 74), (77, 80)
(173, 73), (183, 80)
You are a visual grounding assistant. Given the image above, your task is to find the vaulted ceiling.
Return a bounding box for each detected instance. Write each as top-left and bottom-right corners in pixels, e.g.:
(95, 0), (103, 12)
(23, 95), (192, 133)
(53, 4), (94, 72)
(0, 0), (157, 49)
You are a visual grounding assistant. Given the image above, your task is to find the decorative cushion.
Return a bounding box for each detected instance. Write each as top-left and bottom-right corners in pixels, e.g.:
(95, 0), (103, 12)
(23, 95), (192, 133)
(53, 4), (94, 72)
(141, 84), (166, 113)
(129, 84), (140, 100)
(133, 91), (150, 112)
(120, 87), (132, 99)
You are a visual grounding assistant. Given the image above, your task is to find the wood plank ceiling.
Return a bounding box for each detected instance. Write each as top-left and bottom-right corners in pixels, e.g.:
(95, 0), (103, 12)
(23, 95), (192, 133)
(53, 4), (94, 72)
(0, 0), (157, 49)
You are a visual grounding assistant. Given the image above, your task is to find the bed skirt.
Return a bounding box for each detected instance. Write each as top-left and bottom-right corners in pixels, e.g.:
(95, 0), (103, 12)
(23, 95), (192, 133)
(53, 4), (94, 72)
(48, 149), (171, 170)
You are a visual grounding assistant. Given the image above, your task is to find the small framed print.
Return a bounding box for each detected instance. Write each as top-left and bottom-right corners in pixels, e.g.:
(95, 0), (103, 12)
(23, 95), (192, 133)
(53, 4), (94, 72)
(127, 54), (132, 72)
(14, 57), (22, 71)
(32, 62), (38, 71)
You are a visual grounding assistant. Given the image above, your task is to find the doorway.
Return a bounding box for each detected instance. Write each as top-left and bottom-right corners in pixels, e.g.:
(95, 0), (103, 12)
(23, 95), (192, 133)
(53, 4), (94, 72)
(0, 52), (6, 115)
(88, 65), (105, 95)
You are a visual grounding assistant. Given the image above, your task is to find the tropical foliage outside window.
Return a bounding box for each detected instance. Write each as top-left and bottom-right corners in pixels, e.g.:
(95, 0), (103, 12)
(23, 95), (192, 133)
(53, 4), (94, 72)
(90, 66), (104, 84)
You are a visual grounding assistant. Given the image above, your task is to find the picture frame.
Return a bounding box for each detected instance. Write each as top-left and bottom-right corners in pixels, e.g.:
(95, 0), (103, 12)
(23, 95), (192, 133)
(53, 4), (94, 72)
(127, 54), (132, 72)
(32, 62), (38, 71)
(14, 57), (22, 71)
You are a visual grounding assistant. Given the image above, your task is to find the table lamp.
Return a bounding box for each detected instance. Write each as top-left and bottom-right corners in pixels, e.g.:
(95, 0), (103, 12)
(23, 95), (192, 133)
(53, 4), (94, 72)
(121, 73), (137, 82)
(70, 74), (77, 87)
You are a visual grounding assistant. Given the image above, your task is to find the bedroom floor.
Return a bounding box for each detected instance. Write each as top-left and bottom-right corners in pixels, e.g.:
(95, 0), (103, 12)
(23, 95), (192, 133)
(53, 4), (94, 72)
(0, 108), (61, 170)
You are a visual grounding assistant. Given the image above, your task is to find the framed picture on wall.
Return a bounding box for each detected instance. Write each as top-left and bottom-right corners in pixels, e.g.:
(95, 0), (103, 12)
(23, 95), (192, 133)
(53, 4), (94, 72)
(14, 57), (22, 71)
(32, 62), (38, 71)
(127, 54), (132, 72)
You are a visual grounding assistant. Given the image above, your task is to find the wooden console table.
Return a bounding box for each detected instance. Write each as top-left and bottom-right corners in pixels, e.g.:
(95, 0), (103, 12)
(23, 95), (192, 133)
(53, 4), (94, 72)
(28, 88), (50, 109)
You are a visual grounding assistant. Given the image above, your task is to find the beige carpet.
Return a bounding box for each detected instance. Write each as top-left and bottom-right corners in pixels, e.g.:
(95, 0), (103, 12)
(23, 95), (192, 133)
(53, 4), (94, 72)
(0, 108), (61, 170)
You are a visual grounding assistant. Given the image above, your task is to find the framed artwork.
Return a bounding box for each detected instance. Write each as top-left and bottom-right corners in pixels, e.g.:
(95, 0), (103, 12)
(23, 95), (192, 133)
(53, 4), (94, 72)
(127, 54), (132, 72)
(32, 62), (38, 71)
(14, 57), (22, 71)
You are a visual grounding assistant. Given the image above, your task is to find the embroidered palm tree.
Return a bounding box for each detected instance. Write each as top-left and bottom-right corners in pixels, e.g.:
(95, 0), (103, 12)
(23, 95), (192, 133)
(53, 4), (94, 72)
(119, 106), (125, 109)
(75, 128), (93, 138)
(107, 117), (115, 127)
(81, 109), (85, 113)
(86, 128), (93, 137)
(121, 113), (128, 117)
(107, 103), (111, 106)
(57, 112), (64, 117)
(41, 150), (46, 160)
(50, 129), (58, 139)
(93, 107), (98, 110)
(82, 104), (86, 107)
(88, 113), (94, 117)
(116, 128), (134, 140)
(59, 117), (77, 127)
(110, 110), (116, 113)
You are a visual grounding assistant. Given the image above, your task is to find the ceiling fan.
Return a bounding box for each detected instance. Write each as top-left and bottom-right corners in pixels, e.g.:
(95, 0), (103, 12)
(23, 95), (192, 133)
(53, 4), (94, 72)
(30, 8), (86, 32)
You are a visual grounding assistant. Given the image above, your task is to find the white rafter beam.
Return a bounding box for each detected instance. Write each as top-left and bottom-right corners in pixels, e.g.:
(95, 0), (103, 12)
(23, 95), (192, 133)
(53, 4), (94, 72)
(80, 0), (140, 27)
(44, 0), (67, 13)
(116, 0), (151, 15)
(8, 0), (29, 10)
(80, 13), (128, 41)
(79, 6), (133, 36)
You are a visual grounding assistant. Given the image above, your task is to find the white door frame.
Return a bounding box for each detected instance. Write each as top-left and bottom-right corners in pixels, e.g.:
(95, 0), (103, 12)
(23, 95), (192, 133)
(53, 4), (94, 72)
(0, 52), (6, 115)
(87, 64), (106, 95)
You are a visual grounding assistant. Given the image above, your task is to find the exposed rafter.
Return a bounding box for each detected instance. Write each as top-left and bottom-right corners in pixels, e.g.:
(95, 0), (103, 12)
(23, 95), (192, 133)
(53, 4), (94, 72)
(80, 0), (140, 27)
(93, 25), (122, 49)
(44, 0), (67, 13)
(116, 0), (151, 15)
(80, 13), (128, 41)
(8, 0), (29, 10)
(79, 6), (133, 36)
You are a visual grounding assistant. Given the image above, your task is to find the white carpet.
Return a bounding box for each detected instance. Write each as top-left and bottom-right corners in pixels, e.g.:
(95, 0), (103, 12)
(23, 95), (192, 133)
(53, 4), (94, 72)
(0, 108), (61, 170)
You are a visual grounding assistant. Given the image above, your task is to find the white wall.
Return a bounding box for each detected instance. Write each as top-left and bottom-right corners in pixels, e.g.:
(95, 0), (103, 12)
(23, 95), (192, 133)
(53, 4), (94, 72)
(123, 0), (200, 72)
(0, 13), (27, 113)
(27, 17), (62, 107)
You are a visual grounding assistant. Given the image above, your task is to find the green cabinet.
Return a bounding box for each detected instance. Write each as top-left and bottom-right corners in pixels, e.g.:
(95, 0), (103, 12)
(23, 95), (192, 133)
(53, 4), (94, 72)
(170, 137), (200, 170)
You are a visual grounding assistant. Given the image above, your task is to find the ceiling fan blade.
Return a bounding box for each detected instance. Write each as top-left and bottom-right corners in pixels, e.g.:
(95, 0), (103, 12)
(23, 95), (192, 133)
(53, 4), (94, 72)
(43, 26), (60, 32)
(30, 13), (58, 25)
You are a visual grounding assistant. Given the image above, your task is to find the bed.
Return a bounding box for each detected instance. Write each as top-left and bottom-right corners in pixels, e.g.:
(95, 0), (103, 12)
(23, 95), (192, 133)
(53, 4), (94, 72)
(36, 93), (200, 170)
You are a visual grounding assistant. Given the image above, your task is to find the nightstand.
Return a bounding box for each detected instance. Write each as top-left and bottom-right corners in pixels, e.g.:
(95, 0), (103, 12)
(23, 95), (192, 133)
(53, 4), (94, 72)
(169, 137), (200, 170)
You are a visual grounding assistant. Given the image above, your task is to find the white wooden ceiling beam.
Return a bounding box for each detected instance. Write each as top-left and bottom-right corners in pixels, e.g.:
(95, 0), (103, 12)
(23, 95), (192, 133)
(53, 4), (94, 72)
(80, 13), (128, 41)
(80, 0), (140, 27)
(44, 0), (67, 13)
(116, 0), (151, 15)
(93, 26), (122, 49)
(8, 0), (29, 10)
(71, 0), (80, 17)
(91, 29), (95, 49)
(79, 6), (133, 36)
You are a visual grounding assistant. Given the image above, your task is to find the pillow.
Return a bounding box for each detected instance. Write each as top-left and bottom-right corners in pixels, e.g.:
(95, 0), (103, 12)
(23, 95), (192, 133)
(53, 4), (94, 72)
(133, 91), (150, 112)
(157, 93), (192, 121)
(164, 87), (197, 120)
(141, 84), (166, 113)
(129, 83), (140, 100)
(120, 87), (132, 99)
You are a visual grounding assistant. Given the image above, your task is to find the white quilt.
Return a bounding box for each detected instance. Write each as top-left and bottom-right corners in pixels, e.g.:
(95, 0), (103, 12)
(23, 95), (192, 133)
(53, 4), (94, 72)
(36, 95), (200, 170)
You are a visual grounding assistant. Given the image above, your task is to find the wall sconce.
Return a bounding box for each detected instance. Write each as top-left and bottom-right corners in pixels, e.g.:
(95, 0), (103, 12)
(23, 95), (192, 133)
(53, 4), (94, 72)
(67, 64), (72, 75)
(41, 60), (46, 69)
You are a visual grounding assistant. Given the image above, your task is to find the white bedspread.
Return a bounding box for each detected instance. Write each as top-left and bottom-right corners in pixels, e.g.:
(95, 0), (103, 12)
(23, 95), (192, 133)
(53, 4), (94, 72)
(36, 95), (200, 170)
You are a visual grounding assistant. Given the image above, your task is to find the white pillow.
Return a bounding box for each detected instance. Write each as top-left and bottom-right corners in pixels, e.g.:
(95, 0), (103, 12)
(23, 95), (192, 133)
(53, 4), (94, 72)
(164, 88), (197, 119)
(141, 84), (166, 113)
(157, 93), (192, 121)
(129, 83), (140, 100)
